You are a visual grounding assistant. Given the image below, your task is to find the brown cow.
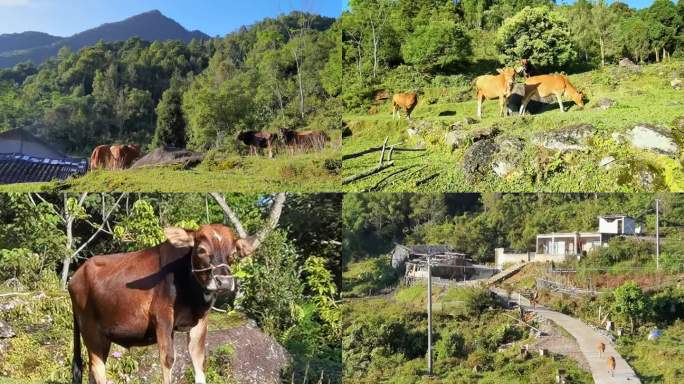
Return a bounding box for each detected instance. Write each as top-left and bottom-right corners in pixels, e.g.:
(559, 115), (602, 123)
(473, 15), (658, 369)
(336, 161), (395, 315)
(475, 68), (517, 118)
(237, 131), (277, 158)
(68, 224), (254, 384)
(607, 356), (616, 377)
(392, 92), (418, 120)
(89, 145), (112, 170)
(519, 74), (585, 115)
(279, 128), (329, 154)
(109, 144), (141, 170)
(598, 341), (605, 358)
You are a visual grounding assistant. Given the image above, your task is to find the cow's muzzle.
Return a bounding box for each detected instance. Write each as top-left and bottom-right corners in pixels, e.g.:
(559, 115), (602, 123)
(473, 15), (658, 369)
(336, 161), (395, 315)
(193, 263), (237, 292)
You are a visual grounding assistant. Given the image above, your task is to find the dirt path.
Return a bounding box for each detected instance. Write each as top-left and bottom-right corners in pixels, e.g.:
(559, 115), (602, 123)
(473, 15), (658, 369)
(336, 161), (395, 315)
(490, 287), (641, 384)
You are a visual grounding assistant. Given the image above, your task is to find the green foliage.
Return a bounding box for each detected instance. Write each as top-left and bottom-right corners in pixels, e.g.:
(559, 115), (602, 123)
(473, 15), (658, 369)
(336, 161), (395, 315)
(343, 256), (398, 298)
(613, 281), (652, 330)
(585, 237), (655, 266)
(495, 6), (577, 69)
(434, 329), (465, 360)
(113, 199), (165, 250)
(152, 84), (187, 148)
(401, 20), (472, 72)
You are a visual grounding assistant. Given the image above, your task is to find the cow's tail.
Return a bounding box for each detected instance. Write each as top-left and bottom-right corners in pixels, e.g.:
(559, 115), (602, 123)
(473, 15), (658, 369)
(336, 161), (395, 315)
(71, 312), (83, 384)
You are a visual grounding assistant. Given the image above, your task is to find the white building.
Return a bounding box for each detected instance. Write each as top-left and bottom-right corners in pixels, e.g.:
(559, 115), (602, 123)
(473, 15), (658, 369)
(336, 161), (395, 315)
(495, 215), (640, 269)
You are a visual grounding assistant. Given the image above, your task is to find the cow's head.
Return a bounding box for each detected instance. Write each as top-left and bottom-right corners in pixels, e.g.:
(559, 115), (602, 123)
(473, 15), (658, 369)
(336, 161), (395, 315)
(572, 91), (585, 109)
(496, 68), (517, 96)
(164, 224), (255, 292)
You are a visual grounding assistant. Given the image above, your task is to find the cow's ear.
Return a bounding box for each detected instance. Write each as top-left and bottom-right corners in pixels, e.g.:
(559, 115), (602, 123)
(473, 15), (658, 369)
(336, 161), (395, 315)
(164, 227), (194, 248)
(496, 68), (503, 74)
(236, 235), (257, 257)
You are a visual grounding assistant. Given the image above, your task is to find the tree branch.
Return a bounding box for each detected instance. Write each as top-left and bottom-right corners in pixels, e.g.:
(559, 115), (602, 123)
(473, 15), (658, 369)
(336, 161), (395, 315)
(209, 193), (249, 238)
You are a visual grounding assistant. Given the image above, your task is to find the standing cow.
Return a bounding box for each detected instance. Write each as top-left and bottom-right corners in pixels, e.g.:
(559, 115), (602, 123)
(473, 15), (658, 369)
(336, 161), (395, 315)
(89, 145), (112, 170)
(607, 356), (616, 377)
(597, 341), (605, 358)
(519, 74), (585, 115)
(475, 68), (517, 118)
(237, 131), (277, 158)
(68, 224), (254, 384)
(392, 92), (418, 120)
(279, 128), (329, 154)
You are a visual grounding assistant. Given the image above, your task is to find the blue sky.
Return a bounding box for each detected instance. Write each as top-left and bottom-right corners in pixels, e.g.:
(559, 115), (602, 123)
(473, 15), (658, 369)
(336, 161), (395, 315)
(0, 0), (343, 37)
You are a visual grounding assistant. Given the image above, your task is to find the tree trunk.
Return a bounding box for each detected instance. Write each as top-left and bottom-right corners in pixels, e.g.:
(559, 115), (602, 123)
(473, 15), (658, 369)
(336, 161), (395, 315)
(655, 47), (660, 63)
(599, 35), (605, 67)
(371, 20), (378, 79)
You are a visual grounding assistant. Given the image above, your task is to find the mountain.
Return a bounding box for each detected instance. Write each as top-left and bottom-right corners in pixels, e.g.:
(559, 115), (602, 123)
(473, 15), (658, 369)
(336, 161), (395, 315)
(0, 10), (209, 68)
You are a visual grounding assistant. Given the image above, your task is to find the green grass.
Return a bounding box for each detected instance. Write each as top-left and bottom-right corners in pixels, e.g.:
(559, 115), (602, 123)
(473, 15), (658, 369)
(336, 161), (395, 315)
(342, 256), (399, 298)
(343, 284), (593, 384)
(0, 149), (340, 193)
(342, 61), (684, 192)
(617, 320), (684, 384)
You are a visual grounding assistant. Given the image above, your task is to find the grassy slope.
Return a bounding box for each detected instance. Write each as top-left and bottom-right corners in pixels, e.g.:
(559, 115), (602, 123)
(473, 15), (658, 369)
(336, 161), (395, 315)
(0, 149), (340, 193)
(342, 260), (593, 383)
(342, 60), (684, 192)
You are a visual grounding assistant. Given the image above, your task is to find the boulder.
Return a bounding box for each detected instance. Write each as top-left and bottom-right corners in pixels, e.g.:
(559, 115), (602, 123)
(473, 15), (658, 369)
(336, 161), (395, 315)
(619, 58), (640, 72)
(532, 124), (595, 152)
(0, 320), (15, 339)
(672, 116), (684, 145)
(671, 78), (683, 90)
(406, 120), (433, 137)
(492, 137), (526, 178)
(132, 147), (204, 169)
(462, 139), (498, 182)
(446, 126), (498, 151)
(612, 124), (679, 156)
(594, 98), (616, 110)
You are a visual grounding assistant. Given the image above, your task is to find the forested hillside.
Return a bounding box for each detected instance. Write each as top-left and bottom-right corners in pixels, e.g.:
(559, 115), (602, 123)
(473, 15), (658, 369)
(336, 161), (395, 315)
(343, 193), (684, 263)
(342, 0), (684, 106)
(0, 11), (340, 157)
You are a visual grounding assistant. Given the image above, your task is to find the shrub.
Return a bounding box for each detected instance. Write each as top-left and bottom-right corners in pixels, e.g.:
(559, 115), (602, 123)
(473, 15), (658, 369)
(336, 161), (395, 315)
(434, 329), (465, 360)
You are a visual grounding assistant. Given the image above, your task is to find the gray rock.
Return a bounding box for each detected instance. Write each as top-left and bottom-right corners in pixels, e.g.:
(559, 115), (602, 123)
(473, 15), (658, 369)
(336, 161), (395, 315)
(595, 98), (616, 110)
(0, 320), (15, 339)
(492, 137), (526, 178)
(407, 128), (420, 137)
(619, 58), (640, 72)
(446, 127), (498, 151)
(672, 78), (683, 90)
(463, 117), (479, 125)
(612, 124), (679, 156)
(532, 124), (595, 152)
(463, 139), (498, 182)
(599, 156), (616, 169)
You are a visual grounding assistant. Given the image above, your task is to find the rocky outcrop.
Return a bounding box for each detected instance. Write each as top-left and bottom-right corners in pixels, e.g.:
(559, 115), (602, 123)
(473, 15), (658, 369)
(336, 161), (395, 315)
(445, 126), (498, 151)
(612, 124), (679, 156)
(462, 139), (498, 182)
(671, 78), (683, 90)
(594, 98), (616, 110)
(132, 147), (204, 169)
(619, 58), (640, 72)
(492, 137), (526, 178)
(532, 124), (595, 152)
(0, 320), (15, 339)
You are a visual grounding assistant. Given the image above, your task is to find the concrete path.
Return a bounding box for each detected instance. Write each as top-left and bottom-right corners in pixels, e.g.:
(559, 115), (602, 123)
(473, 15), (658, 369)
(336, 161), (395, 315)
(490, 287), (641, 384)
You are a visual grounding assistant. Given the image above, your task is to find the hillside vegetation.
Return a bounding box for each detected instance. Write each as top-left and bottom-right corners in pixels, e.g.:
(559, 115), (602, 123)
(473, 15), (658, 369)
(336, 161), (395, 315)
(341, 0), (684, 192)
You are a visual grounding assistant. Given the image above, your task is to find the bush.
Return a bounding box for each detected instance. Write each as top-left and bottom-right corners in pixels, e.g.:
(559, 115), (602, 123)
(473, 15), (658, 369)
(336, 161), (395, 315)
(401, 20), (472, 72)
(434, 328), (466, 360)
(463, 288), (495, 317)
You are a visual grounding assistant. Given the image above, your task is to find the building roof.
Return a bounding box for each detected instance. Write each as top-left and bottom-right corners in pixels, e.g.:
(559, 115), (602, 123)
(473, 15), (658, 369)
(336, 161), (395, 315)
(598, 214), (634, 220)
(394, 244), (457, 256)
(537, 232), (602, 238)
(0, 154), (87, 184)
(0, 128), (72, 159)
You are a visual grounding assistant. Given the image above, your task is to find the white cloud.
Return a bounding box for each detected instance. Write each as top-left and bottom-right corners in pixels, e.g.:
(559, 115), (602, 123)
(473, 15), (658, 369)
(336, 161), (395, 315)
(0, 0), (32, 6)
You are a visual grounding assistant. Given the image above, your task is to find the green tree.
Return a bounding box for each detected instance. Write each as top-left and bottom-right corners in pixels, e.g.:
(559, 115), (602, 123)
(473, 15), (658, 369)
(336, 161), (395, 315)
(152, 85), (187, 148)
(401, 20), (472, 72)
(620, 16), (651, 62)
(612, 281), (652, 333)
(113, 199), (165, 250)
(495, 6), (577, 69)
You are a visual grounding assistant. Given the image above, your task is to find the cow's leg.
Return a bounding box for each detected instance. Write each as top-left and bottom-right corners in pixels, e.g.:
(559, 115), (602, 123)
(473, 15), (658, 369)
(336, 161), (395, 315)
(520, 90), (534, 115)
(476, 91), (484, 118)
(188, 315), (208, 384)
(556, 93), (565, 112)
(82, 330), (110, 384)
(156, 319), (175, 384)
(499, 96), (506, 117)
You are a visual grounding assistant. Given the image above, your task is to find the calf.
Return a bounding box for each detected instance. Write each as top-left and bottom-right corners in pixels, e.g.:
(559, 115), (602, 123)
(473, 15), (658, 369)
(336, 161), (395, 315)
(279, 128), (329, 154)
(519, 74), (585, 115)
(475, 68), (517, 118)
(68, 224), (254, 384)
(607, 355), (616, 377)
(392, 92), (418, 120)
(597, 341), (605, 358)
(237, 131), (277, 158)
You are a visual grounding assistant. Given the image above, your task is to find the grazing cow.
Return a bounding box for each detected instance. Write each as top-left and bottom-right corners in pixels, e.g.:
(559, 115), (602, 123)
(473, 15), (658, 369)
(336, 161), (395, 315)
(89, 145), (112, 170)
(237, 131), (277, 158)
(392, 92), (418, 120)
(597, 341), (605, 358)
(475, 68), (517, 118)
(607, 356), (616, 377)
(519, 74), (585, 115)
(108, 144), (142, 170)
(279, 128), (329, 154)
(68, 224), (254, 384)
